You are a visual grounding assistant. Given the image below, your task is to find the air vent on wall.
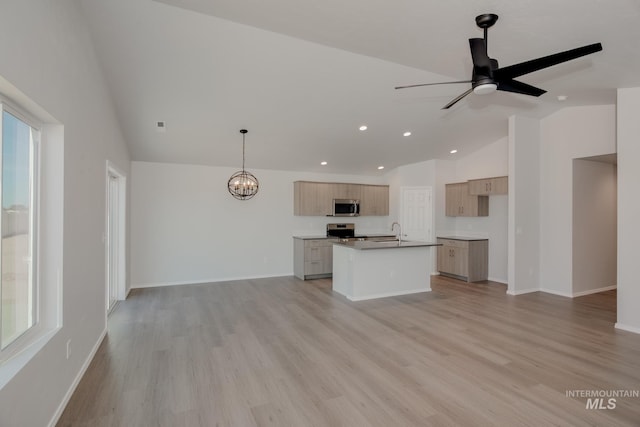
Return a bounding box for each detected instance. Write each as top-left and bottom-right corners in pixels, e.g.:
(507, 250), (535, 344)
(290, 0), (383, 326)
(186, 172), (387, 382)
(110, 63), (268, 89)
(156, 121), (166, 132)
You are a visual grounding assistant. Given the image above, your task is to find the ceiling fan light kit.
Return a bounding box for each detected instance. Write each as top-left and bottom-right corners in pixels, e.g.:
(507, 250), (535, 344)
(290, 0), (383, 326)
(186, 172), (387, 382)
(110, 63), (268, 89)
(396, 13), (602, 109)
(473, 82), (497, 95)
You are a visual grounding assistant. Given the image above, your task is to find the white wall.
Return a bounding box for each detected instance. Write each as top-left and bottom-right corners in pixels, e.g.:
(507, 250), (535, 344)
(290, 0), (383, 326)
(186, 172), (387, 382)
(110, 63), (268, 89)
(454, 137), (509, 283)
(539, 105), (616, 296)
(508, 116), (541, 295)
(0, 1), (131, 426)
(130, 161), (389, 287)
(617, 87), (640, 333)
(572, 159), (617, 295)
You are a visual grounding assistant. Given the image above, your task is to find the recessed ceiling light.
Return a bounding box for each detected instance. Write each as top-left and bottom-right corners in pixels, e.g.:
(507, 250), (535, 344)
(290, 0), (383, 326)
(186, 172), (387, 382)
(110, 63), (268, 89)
(450, 149), (458, 154)
(377, 166), (384, 170)
(403, 131), (411, 137)
(557, 95), (568, 101)
(359, 125), (368, 131)
(320, 161), (327, 166)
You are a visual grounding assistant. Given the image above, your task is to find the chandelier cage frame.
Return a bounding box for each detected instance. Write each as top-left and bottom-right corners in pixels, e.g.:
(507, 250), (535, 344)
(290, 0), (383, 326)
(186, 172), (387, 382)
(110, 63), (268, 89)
(227, 129), (259, 200)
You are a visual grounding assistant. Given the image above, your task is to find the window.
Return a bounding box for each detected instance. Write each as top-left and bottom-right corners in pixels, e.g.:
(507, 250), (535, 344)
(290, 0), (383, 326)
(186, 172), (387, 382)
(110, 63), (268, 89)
(0, 87), (61, 387)
(0, 107), (39, 350)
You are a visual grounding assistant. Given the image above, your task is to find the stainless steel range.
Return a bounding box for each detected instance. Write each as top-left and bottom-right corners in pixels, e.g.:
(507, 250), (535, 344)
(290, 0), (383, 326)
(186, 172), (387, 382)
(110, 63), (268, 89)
(326, 223), (365, 242)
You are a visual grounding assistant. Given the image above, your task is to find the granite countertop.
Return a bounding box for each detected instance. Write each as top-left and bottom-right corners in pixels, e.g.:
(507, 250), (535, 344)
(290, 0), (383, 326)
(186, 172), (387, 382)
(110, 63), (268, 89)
(333, 240), (441, 250)
(437, 235), (489, 241)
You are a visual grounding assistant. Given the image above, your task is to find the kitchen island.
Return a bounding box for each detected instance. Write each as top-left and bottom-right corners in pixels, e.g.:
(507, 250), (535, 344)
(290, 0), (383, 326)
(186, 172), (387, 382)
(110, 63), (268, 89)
(332, 240), (441, 301)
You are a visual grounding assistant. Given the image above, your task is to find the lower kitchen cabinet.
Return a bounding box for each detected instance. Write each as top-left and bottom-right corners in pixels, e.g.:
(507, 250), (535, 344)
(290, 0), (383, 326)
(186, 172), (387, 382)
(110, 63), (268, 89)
(437, 237), (488, 282)
(293, 238), (333, 280)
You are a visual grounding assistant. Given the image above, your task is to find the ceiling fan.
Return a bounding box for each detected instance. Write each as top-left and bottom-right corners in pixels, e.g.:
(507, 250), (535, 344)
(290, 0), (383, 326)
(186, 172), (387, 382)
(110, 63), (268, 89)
(395, 13), (602, 109)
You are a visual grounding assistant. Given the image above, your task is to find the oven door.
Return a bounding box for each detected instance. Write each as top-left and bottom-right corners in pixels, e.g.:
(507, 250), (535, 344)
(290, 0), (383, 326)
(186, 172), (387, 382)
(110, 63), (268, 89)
(333, 199), (360, 216)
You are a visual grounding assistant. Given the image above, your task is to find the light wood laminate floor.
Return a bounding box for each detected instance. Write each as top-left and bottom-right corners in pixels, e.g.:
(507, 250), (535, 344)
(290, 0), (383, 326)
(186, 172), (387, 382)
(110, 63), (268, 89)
(57, 276), (640, 426)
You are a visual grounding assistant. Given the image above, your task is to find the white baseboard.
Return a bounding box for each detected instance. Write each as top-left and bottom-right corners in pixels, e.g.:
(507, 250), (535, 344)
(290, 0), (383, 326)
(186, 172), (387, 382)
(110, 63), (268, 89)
(488, 277), (507, 285)
(538, 285), (617, 298)
(539, 288), (573, 298)
(347, 288), (431, 302)
(506, 287), (539, 296)
(131, 272), (293, 289)
(48, 328), (107, 427)
(615, 323), (640, 335)
(571, 285), (617, 298)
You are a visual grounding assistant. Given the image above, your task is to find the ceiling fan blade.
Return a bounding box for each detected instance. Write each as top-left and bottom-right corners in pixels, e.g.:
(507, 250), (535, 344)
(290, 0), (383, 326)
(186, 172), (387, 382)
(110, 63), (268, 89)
(395, 80), (473, 90)
(495, 42), (602, 81)
(442, 88), (473, 110)
(497, 79), (546, 97)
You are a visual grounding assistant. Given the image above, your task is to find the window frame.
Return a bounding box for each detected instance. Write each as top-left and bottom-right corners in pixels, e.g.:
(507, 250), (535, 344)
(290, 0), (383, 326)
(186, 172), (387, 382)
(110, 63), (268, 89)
(0, 99), (42, 361)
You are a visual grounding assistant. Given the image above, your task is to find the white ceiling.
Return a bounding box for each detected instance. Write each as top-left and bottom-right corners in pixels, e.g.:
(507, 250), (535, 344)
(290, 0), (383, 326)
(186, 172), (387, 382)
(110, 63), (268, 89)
(80, 0), (639, 175)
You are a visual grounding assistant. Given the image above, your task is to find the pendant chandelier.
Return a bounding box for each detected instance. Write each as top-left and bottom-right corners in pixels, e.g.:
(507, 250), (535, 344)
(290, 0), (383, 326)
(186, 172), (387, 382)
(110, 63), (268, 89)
(227, 129), (259, 200)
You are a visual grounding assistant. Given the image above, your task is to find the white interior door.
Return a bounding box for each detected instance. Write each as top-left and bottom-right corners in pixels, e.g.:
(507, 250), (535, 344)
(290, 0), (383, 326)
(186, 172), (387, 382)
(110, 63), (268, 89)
(401, 187), (433, 242)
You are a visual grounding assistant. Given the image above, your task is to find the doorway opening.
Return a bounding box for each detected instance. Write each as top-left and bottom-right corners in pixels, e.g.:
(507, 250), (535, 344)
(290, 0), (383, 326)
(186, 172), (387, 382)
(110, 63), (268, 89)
(572, 154), (617, 297)
(106, 162), (126, 315)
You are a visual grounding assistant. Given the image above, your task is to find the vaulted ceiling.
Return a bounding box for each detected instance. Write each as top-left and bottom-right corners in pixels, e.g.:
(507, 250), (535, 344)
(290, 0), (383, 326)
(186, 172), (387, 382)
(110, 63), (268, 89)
(80, 0), (639, 175)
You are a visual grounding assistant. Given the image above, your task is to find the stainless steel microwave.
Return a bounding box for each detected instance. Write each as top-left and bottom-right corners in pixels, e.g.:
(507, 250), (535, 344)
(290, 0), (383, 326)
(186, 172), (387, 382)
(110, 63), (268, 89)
(333, 199), (360, 216)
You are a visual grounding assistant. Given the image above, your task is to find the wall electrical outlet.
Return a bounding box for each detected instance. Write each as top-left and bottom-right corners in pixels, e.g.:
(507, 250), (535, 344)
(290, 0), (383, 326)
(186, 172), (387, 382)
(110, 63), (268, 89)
(66, 339), (72, 359)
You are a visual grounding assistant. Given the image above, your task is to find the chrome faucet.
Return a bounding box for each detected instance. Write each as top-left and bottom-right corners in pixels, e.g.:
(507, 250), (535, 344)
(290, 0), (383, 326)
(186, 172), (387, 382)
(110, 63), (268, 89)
(391, 222), (402, 243)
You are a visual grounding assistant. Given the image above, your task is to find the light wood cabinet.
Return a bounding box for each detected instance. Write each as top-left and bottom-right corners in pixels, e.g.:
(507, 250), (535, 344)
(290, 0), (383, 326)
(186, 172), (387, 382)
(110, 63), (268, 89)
(445, 182), (489, 217)
(332, 183), (363, 200)
(294, 181), (332, 216)
(437, 238), (488, 282)
(360, 185), (389, 216)
(293, 238), (333, 280)
(293, 181), (389, 216)
(468, 176), (508, 195)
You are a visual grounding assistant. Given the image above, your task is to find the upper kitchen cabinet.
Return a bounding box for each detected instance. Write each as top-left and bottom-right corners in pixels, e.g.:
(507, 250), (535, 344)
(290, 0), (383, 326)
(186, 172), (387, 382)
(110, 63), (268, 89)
(468, 176), (508, 195)
(294, 181), (332, 216)
(360, 185), (389, 216)
(331, 183), (363, 200)
(445, 182), (489, 217)
(293, 181), (389, 216)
